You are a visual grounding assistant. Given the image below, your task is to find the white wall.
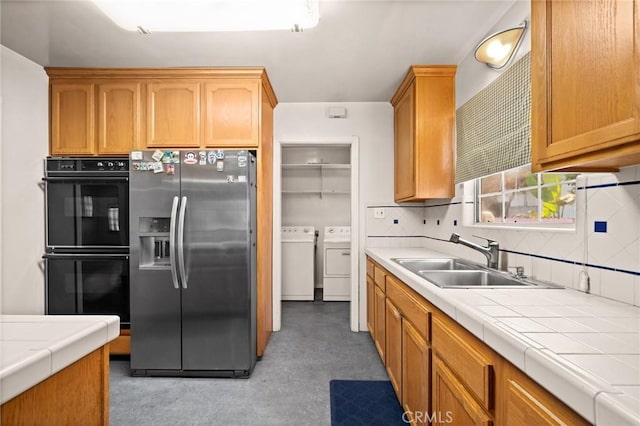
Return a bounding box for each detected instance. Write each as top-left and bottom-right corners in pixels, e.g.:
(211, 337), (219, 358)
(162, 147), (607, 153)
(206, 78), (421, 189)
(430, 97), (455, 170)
(274, 102), (394, 330)
(1, 46), (49, 314)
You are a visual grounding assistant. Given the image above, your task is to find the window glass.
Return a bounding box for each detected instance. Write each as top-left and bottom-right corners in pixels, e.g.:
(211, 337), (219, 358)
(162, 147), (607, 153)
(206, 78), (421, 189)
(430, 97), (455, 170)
(475, 165), (577, 226)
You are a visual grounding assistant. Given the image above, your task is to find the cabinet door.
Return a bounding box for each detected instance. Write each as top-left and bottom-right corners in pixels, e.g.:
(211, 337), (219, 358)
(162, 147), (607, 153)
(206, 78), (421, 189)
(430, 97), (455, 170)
(203, 80), (260, 147)
(146, 82), (201, 148)
(402, 320), (430, 425)
(374, 284), (386, 362)
(97, 82), (142, 155)
(385, 299), (402, 401)
(50, 83), (95, 155)
(432, 356), (492, 426)
(366, 276), (375, 338)
(532, 0), (640, 170)
(500, 362), (589, 426)
(394, 84), (415, 201)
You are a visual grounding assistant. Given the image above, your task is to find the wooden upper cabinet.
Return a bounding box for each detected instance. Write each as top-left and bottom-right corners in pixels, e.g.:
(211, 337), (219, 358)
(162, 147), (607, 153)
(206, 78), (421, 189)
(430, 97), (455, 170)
(97, 82), (142, 155)
(203, 80), (260, 147)
(391, 66), (456, 202)
(50, 82), (95, 156)
(531, 0), (640, 171)
(146, 81), (201, 148)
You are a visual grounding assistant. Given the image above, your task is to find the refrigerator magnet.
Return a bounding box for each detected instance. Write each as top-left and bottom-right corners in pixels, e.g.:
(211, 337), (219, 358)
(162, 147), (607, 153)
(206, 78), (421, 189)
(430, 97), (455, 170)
(132, 162), (140, 170)
(131, 151), (143, 160)
(184, 152), (198, 164)
(238, 175), (247, 183)
(207, 151), (217, 165)
(165, 164), (175, 175)
(152, 162), (164, 174)
(216, 161), (224, 172)
(227, 175), (236, 183)
(170, 151), (180, 163)
(139, 162), (148, 171)
(199, 151), (207, 165)
(152, 150), (164, 162)
(238, 155), (247, 167)
(215, 150), (225, 159)
(161, 152), (172, 163)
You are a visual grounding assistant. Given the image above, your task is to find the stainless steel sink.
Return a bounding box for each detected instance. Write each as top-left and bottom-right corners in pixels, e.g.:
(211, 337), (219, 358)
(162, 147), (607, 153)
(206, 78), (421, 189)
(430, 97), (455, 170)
(392, 258), (562, 289)
(392, 258), (483, 272)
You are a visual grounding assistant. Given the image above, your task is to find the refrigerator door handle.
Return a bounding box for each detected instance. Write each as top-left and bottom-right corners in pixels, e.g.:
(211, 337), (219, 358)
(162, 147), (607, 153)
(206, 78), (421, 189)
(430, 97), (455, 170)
(177, 196), (188, 289)
(169, 196), (180, 289)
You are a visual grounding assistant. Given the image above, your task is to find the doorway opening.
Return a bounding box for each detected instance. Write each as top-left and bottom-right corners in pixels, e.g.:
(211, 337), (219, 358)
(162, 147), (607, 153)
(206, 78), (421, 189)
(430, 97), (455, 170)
(273, 137), (359, 332)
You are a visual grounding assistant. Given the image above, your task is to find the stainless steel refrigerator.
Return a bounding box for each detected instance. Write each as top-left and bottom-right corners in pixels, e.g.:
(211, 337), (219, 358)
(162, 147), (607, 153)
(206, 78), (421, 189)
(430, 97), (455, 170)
(129, 149), (257, 377)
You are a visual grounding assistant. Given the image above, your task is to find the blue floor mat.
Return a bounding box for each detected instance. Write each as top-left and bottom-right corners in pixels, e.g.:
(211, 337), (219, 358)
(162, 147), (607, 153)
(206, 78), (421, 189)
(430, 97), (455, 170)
(329, 379), (405, 426)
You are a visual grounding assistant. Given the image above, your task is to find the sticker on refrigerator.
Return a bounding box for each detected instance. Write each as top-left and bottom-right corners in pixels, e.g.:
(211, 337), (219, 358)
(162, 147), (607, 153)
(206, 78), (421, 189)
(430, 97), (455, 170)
(237, 155), (247, 167)
(161, 151), (172, 163)
(184, 152), (198, 165)
(165, 164), (175, 175)
(238, 175), (247, 183)
(131, 151), (143, 160)
(215, 150), (225, 160)
(151, 150), (165, 162)
(132, 162), (141, 170)
(216, 161), (224, 172)
(207, 151), (217, 165)
(199, 151), (207, 165)
(139, 162), (148, 171)
(170, 151), (180, 163)
(227, 175), (236, 183)
(152, 162), (164, 174)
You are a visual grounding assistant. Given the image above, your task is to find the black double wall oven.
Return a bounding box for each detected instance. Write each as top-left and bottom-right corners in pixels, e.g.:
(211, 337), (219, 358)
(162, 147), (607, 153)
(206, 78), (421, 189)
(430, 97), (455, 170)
(43, 158), (130, 327)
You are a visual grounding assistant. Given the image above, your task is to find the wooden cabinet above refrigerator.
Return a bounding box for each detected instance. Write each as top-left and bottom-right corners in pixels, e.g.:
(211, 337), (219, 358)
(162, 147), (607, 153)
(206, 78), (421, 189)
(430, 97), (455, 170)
(45, 68), (277, 156)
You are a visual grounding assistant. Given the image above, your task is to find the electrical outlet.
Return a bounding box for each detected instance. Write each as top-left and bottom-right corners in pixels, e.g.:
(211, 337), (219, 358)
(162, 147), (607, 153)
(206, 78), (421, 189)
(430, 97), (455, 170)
(374, 208), (385, 219)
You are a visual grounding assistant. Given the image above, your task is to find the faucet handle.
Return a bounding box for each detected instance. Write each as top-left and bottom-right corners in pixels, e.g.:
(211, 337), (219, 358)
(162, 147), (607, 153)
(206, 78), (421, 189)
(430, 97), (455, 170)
(472, 234), (497, 244)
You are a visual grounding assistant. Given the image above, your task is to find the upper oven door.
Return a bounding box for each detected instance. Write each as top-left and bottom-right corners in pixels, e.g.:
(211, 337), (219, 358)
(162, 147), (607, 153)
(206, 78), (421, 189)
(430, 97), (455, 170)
(45, 176), (129, 250)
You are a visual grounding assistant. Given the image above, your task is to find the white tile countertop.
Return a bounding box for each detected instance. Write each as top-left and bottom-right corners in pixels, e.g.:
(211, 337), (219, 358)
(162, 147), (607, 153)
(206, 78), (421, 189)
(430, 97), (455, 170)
(0, 315), (120, 404)
(366, 247), (640, 426)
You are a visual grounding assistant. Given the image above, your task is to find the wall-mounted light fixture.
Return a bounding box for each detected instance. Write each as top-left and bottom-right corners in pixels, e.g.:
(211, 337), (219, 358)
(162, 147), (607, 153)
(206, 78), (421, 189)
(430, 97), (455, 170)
(92, 0), (320, 33)
(474, 21), (527, 69)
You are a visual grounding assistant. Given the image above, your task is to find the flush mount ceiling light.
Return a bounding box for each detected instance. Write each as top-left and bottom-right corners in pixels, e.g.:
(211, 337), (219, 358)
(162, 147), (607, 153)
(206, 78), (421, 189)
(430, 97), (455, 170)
(91, 0), (320, 33)
(474, 21), (527, 69)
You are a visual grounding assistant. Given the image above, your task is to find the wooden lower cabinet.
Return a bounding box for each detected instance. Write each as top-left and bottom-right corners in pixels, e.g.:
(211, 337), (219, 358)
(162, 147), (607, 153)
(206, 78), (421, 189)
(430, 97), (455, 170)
(402, 319), (430, 425)
(364, 255), (590, 426)
(374, 284), (386, 362)
(1, 346), (109, 425)
(497, 360), (589, 426)
(108, 329), (131, 355)
(385, 298), (402, 399)
(366, 276), (375, 337)
(433, 355), (492, 426)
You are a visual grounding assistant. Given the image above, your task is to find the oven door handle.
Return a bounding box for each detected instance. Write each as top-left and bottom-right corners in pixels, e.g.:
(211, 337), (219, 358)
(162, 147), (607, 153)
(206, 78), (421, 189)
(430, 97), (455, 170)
(177, 196), (188, 289)
(42, 253), (129, 259)
(169, 196), (180, 290)
(42, 176), (129, 182)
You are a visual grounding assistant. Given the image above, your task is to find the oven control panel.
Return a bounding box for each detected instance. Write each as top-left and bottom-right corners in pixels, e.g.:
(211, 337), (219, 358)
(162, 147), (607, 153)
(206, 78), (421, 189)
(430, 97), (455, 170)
(46, 158), (129, 174)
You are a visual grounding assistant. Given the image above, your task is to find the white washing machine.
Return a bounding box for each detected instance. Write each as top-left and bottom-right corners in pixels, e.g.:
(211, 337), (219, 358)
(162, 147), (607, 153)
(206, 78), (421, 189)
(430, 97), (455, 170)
(281, 226), (315, 301)
(323, 226), (351, 301)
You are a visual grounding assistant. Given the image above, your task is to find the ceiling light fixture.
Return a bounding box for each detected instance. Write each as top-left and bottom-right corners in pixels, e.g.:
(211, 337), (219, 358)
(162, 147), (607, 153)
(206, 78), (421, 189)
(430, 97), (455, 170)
(91, 0), (320, 33)
(474, 21), (527, 69)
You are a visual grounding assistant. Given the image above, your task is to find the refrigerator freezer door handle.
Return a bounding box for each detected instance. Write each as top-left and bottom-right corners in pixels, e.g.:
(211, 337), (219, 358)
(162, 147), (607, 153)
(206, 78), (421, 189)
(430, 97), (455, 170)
(169, 196), (180, 289)
(177, 196), (188, 289)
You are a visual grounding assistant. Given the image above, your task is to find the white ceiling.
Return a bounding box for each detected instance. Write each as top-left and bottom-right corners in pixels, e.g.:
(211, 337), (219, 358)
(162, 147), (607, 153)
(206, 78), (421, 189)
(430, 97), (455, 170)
(0, 0), (517, 102)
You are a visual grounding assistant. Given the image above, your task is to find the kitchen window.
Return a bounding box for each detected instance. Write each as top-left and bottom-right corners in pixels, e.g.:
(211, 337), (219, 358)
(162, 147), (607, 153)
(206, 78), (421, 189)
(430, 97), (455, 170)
(474, 164), (577, 227)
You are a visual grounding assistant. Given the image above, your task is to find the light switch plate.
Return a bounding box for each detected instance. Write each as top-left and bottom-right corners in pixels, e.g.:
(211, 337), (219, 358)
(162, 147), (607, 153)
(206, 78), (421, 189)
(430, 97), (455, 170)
(374, 208), (385, 219)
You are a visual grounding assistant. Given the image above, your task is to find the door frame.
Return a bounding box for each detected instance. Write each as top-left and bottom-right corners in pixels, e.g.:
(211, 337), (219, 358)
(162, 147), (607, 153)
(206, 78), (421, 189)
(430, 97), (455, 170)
(273, 136), (360, 332)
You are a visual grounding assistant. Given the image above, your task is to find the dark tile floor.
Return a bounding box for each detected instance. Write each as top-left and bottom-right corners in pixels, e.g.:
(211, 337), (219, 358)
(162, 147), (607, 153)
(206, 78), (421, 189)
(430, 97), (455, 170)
(110, 301), (387, 425)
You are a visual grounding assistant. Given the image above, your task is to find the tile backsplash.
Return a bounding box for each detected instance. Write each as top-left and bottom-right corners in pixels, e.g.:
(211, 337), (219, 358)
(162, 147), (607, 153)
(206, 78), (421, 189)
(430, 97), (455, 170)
(366, 165), (640, 307)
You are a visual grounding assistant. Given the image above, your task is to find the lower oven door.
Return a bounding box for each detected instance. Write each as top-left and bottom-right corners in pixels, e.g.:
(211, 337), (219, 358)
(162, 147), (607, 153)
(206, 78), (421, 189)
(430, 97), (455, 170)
(44, 253), (130, 327)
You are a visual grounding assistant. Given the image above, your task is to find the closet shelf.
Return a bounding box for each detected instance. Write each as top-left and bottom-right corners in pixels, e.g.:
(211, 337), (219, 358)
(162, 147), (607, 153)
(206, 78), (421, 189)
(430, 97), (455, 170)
(282, 190), (350, 196)
(282, 163), (350, 170)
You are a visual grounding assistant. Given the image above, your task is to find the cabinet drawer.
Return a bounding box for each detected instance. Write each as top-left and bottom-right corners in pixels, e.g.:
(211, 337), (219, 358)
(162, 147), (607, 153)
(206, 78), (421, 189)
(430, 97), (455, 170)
(432, 315), (494, 410)
(374, 265), (386, 292)
(367, 258), (375, 279)
(386, 275), (430, 340)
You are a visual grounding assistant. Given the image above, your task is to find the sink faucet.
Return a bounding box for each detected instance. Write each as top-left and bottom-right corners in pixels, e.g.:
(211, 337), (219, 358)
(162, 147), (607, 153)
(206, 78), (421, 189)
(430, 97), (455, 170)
(449, 233), (500, 269)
